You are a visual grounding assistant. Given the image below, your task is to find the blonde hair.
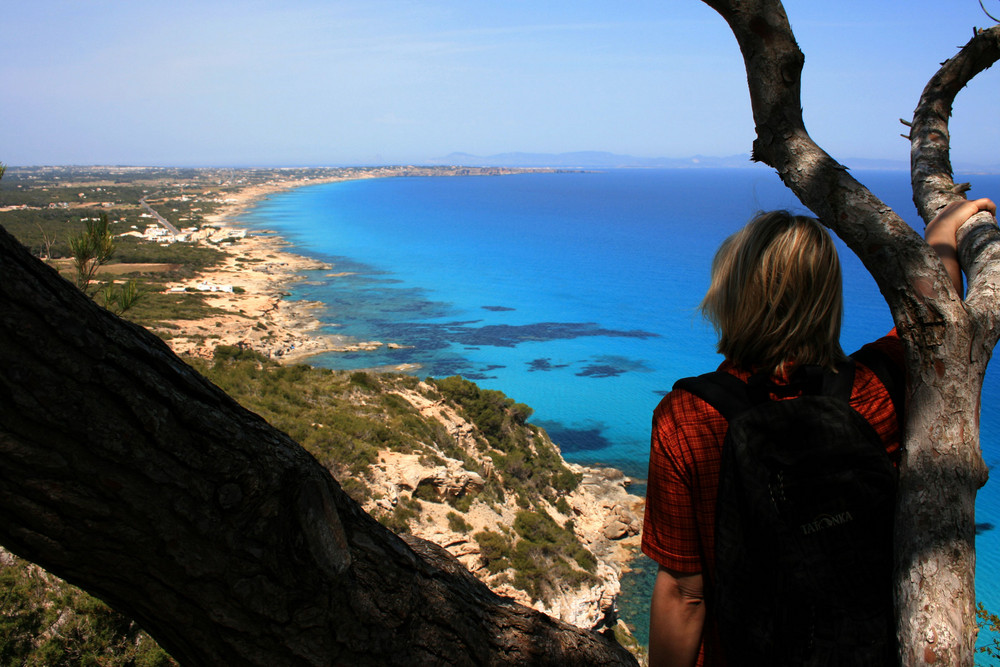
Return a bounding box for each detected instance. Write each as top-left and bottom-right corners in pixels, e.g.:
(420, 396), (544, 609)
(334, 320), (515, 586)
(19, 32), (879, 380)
(700, 210), (846, 374)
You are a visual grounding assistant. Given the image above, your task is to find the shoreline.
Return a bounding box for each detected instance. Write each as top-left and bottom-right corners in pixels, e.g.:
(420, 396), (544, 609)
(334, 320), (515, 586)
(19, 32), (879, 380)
(160, 173), (367, 363)
(157, 169), (649, 641)
(159, 166), (561, 365)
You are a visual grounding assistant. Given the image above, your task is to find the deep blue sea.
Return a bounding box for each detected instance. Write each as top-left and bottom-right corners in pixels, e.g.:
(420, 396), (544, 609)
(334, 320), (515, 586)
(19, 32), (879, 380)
(238, 167), (1000, 648)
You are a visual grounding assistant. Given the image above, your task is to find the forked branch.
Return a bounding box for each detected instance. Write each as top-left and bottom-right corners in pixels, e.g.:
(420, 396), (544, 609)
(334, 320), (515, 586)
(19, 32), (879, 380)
(700, 0), (961, 334)
(909, 25), (1000, 329)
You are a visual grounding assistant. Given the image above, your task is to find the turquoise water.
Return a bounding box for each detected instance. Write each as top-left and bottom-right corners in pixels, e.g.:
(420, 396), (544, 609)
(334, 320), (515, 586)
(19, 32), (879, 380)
(238, 167), (1000, 645)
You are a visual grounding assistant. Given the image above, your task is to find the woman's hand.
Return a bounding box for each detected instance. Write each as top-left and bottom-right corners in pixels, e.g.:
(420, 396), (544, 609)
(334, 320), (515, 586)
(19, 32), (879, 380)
(925, 197), (996, 296)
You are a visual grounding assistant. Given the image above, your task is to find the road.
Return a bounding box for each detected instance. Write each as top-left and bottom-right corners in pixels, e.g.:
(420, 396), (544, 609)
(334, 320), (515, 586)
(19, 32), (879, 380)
(139, 198), (181, 236)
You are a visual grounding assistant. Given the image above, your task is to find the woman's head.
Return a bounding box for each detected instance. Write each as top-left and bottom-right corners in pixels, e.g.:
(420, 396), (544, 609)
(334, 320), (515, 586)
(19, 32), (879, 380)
(700, 210), (845, 373)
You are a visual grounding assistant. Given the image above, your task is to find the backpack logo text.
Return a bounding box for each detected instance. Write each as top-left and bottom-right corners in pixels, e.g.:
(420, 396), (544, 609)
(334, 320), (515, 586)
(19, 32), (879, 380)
(800, 510), (854, 535)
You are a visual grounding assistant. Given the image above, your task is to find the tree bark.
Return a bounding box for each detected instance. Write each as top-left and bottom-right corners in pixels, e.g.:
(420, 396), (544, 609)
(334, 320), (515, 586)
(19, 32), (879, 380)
(0, 224), (637, 666)
(700, 1), (1000, 663)
(900, 24), (1000, 666)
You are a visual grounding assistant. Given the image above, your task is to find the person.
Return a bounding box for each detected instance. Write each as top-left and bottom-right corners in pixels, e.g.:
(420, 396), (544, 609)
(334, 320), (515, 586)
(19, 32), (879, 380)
(641, 198), (996, 667)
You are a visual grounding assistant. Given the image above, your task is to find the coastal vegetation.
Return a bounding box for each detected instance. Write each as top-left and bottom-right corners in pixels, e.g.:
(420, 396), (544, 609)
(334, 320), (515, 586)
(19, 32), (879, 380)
(432, 375), (582, 500)
(0, 553), (175, 667)
(192, 353), (602, 604)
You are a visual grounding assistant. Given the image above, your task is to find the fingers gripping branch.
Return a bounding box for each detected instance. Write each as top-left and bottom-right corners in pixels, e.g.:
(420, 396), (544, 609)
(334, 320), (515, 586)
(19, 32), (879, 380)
(698, 0), (950, 332)
(911, 26), (1000, 223)
(910, 25), (1000, 330)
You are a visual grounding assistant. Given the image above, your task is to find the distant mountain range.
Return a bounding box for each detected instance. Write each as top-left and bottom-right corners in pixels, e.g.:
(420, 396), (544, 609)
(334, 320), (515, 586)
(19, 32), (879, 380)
(426, 151), (913, 171)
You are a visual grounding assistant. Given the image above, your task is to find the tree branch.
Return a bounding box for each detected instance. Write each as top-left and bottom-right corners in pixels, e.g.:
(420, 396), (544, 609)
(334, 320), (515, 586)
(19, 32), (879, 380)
(911, 26), (1000, 221)
(700, 0), (964, 342)
(910, 25), (1000, 341)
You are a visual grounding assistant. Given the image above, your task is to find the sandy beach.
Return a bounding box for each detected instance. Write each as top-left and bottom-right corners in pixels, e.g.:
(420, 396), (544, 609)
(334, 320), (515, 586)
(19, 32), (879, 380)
(160, 174), (376, 364)
(151, 166), (556, 365)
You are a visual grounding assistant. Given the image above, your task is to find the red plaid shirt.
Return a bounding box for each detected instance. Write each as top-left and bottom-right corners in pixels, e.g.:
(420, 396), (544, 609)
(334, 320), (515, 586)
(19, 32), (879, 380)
(641, 333), (903, 666)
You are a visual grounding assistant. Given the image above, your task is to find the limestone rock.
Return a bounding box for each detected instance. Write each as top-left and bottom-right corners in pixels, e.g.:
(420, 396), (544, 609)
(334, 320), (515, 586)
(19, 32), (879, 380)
(601, 504), (641, 540)
(358, 387), (644, 636)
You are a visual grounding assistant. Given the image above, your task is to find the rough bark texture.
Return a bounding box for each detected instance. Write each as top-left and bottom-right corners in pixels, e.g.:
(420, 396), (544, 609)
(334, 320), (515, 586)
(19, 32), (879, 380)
(700, 1), (1000, 664)
(901, 24), (1000, 666)
(0, 224), (638, 666)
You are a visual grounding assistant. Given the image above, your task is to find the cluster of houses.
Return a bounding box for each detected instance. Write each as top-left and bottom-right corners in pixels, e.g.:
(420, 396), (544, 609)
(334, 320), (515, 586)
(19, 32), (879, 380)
(120, 220), (250, 247)
(118, 220), (194, 244)
(119, 200), (250, 294)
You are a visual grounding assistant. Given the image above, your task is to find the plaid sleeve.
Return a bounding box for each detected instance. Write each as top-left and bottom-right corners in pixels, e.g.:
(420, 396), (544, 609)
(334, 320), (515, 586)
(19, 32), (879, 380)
(642, 389), (726, 573)
(849, 330), (905, 461)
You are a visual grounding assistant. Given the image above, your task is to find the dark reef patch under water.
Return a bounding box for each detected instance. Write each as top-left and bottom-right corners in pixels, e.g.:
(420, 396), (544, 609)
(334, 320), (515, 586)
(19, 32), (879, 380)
(536, 420), (616, 453)
(527, 358), (571, 372)
(373, 320), (659, 350)
(576, 355), (654, 379)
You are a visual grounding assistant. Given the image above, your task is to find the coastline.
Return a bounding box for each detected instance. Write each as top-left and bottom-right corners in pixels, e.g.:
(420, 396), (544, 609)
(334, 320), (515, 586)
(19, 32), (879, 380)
(159, 167), (553, 365)
(161, 175), (357, 363)
(155, 168), (649, 640)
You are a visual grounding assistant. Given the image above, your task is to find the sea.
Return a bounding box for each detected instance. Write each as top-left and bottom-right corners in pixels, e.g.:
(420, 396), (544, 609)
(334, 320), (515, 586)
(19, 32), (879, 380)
(237, 167), (1000, 649)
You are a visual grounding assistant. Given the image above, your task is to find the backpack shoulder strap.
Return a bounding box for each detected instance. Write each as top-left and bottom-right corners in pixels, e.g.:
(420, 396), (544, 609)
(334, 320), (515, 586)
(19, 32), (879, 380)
(673, 371), (753, 421)
(821, 359), (857, 402)
(675, 360), (858, 420)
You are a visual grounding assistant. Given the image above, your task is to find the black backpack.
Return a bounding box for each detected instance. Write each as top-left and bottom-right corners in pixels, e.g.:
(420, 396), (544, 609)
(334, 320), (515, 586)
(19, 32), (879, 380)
(673, 350), (901, 666)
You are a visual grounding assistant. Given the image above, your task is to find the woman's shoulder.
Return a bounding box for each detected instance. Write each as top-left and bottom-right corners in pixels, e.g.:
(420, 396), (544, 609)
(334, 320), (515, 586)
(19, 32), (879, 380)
(655, 361), (736, 438)
(849, 330), (904, 456)
(851, 329), (904, 372)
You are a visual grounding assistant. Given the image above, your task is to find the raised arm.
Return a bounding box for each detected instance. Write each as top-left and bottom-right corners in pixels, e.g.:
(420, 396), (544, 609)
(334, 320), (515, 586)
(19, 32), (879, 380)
(924, 198), (996, 296)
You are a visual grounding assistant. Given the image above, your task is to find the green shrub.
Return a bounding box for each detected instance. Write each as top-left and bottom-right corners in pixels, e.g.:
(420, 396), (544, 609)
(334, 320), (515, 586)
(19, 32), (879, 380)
(447, 493), (474, 512)
(380, 393), (412, 412)
(0, 556), (176, 666)
(430, 376), (580, 499)
(413, 481), (440, 502)
(505, 509), (600, 601)
(112, 285), (234, 329)
(213, 344), (268, 364)
(447, 512), (472, 533)
(475, 530), (512, 566)
(339, 476), (369, 504)
(379, 496), (421, 534)
(552, 467), (582, 493)
(349, 371), (380, 391)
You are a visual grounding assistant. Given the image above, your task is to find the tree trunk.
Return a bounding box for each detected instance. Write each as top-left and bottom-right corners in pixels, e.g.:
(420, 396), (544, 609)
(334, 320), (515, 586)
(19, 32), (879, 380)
(0, 224), (637, 666)
(700, 1), (1000, 663)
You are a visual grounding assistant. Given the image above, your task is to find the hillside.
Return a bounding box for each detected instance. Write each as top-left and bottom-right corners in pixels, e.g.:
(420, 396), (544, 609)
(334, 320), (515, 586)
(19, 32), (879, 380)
(200, 351), (643, 626)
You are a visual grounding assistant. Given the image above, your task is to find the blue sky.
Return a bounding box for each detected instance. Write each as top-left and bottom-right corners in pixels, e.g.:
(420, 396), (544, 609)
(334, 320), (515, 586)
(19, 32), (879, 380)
(2, 1), (998, 168)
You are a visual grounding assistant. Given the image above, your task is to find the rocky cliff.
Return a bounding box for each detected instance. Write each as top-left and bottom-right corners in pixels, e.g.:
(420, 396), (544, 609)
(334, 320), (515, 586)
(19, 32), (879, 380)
(362, 382), (644, 631)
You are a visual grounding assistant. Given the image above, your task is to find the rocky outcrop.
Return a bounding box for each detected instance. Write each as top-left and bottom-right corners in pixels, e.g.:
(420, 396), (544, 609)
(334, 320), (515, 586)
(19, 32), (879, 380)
(361, 384), (644, 633)
(375, 451), (486, 501)
(556, 465), (644, 628)
(603, 504), (643, 541)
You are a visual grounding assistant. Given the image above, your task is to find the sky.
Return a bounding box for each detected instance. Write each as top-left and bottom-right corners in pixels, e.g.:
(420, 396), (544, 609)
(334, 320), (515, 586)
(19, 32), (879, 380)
(2, 0), (999, 168)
